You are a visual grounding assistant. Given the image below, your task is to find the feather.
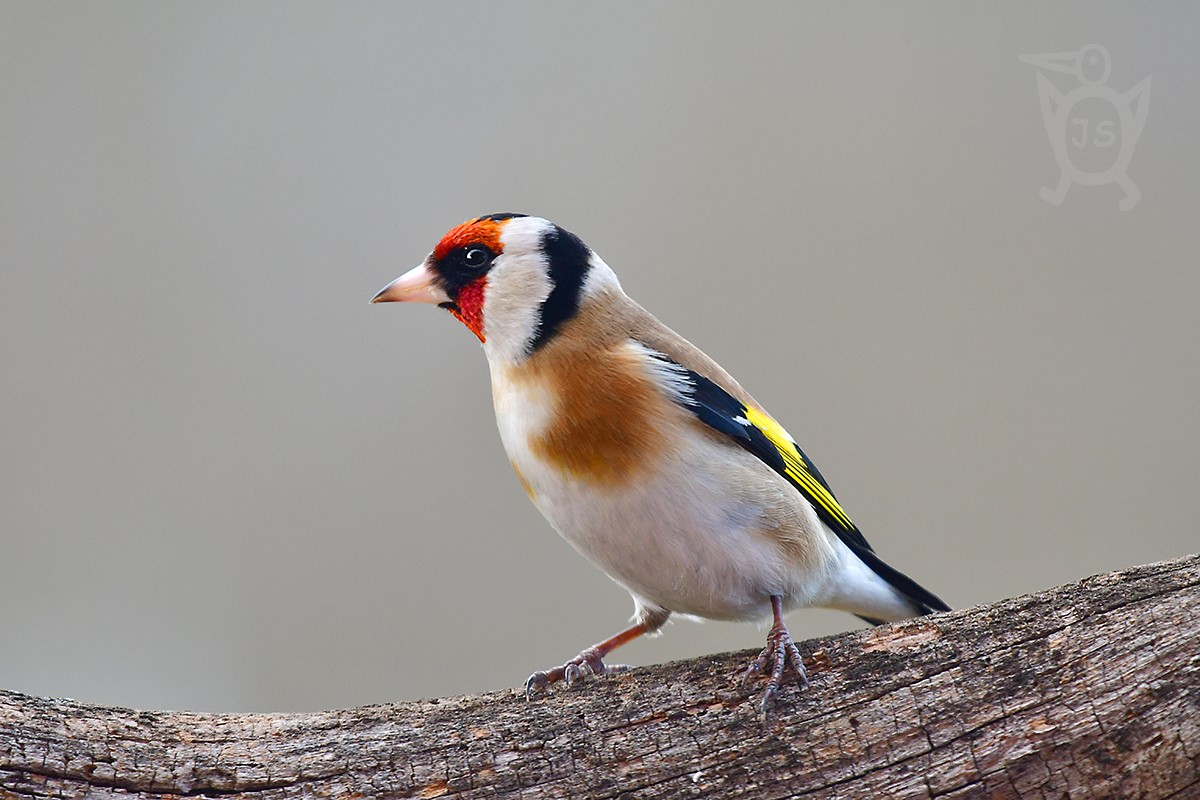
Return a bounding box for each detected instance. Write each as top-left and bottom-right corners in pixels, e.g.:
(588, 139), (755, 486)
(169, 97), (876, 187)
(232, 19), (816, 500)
(639, 348), (951, 616)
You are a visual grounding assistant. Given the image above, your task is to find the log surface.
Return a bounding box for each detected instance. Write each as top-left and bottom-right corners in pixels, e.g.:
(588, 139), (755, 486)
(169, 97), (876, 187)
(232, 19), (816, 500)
(2, 555), (1198, 799)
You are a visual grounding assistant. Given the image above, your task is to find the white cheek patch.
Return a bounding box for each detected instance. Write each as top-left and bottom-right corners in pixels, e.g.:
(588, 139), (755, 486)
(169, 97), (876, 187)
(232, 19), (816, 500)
(481, 217), (558, 364)
(481, 255), (553, 364)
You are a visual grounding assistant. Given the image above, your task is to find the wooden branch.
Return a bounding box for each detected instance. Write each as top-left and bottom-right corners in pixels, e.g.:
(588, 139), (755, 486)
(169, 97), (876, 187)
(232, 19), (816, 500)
(2, 556), (1197, 799)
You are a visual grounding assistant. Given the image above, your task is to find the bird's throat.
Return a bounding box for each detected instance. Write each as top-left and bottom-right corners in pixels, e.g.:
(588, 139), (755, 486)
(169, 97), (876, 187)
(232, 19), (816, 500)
(447, 276), (487, 342)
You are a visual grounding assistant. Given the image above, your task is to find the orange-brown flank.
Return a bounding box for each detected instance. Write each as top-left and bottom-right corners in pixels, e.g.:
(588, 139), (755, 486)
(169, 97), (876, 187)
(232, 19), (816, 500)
(513, 333), (679, 489)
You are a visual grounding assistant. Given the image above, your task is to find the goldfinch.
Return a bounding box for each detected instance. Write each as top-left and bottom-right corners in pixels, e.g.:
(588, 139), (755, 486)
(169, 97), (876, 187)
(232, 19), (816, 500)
(373, 214), (949, 712)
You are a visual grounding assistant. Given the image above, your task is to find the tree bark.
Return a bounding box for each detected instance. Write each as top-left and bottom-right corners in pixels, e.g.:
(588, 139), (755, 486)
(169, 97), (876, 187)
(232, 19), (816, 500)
(1, 556), (1197, 800)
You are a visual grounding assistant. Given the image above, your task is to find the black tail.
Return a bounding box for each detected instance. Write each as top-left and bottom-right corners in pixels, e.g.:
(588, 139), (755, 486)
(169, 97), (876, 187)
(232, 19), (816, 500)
(850, 544), (951, 626)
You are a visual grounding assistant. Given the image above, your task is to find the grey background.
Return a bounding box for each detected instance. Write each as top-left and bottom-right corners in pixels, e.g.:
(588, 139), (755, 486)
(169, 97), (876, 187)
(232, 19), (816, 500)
(1, 3), (1196, 713)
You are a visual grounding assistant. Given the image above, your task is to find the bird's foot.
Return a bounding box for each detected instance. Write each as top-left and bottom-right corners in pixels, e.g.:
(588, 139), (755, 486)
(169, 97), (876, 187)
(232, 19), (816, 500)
(742, 619), (809, 715)
(525, 647), (631, 699)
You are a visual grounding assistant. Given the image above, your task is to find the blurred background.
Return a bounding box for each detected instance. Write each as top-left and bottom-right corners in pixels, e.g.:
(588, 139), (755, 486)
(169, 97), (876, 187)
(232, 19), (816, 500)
(1, 2), (1196, 713)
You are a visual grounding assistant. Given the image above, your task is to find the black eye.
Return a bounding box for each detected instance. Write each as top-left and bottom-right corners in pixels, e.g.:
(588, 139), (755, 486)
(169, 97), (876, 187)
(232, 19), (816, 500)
(434, 245), (496, 291)
(464, 247), (491, 269)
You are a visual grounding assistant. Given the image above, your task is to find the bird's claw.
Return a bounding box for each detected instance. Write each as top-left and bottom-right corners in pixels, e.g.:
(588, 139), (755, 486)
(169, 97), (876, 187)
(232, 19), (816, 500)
(524, 648), (630, 700)
(743, 622), (809, 716)
(740, 649), (770, 685)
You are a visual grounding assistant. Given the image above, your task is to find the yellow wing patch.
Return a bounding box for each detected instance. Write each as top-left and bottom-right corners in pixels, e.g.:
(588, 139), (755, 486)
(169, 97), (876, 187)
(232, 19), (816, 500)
(742, 406), (856, 532)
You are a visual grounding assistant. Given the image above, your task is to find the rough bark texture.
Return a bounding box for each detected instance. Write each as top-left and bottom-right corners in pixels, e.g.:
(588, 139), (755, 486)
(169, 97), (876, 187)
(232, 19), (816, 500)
(2, 556), (1198, 800)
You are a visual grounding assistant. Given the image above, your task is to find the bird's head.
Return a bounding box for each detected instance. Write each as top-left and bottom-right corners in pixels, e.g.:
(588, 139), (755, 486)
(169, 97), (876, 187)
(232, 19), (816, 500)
(373, 214), (618, 362)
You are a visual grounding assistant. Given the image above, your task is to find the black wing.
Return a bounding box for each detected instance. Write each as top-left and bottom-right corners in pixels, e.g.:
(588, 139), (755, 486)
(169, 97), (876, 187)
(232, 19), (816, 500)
(651, 351), (950, 617)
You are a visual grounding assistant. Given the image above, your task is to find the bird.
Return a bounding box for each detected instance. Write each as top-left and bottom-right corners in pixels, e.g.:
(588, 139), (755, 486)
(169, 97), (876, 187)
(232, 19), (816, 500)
(372, 214), (950, 713)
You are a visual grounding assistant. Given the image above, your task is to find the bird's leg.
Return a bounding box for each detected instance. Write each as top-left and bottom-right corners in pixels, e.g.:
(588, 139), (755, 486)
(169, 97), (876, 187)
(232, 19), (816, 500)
(742, 595), (808, 714)
(525, 614), (664, 699)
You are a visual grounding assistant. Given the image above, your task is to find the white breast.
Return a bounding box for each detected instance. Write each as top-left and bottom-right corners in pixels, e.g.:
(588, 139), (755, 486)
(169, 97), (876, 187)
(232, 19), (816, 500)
(488, 353), (843, 622)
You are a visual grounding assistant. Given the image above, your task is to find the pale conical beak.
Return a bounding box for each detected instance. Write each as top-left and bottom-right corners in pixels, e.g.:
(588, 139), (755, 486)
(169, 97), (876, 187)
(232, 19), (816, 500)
(371, 262), (451, 305)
